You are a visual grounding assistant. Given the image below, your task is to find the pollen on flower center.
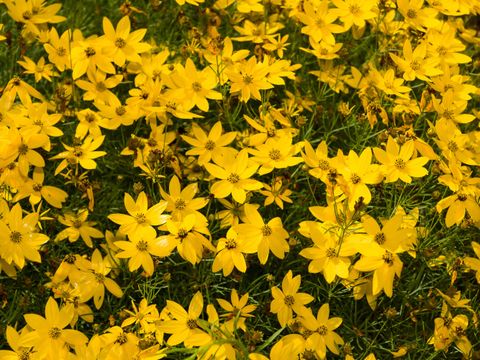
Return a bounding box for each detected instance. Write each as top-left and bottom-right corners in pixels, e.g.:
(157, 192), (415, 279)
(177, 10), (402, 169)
(243, 74), (253, 84)
(317, 325), (328, 336)
(135, 213), (147, 224)
(96, 82), (107, 92)
(227, 173), (240, 183)
(406, 9), (417, 18)
(318, 159), (330, 171)
(326, 248), (337, 257)
(269, 149), (282, 160)
(410, 60), (421, 71)
(204, 140), (216, 151)
(349, 4), (360, 14)
(177, 228), (189, 239)
(447, 140), (458, 152)
(186, 319), (197, 329)
(85, 47), (96, 57)
(136, 240), (149, 252)
(225, 238), (237, 249)
(262, 225), (272, 236)
(437, 46), (447, 56)
(18, 143), (29, 155)
(115, 333), (128, 344)
(10, 231), (22, 244)
(116, 106), (126, 116)
(115, 37), (127, 48)
(19, 349), (31, 360)
(57, 46), (66, 56)
(174, 198), (186, 210)
(394, 158), (406, 169)
(457, 193), (467, 201)
(72, 219), (83, 228)
(375, 232), (386, 245)
(48, 327), (62, 339)
(383, 252), (394, 265)
(192, 81), (202, 92)
(95, 272), (106, 283)
(350, 173), (361, 184)
(32, 183), (43, 192)
(284, 295), (295, 306)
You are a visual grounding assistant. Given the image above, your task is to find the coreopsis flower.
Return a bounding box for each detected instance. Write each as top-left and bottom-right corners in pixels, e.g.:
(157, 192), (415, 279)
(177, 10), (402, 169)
(331, 0), (377, 30)
(233, 19), (281, 44)
(225, 56), (273, 102)
(212, 227), (259, 276)
(249, 136), (303, 175)
(2, 75), (45, 104)
(71, 37), (115, 79)
(333, 147), (383, 209)
(270, 271), (314, 327)
(0, 203), (49, 269)
(44, 28), (72, 71)
(72, 249), (123, 309)
(236, 204), (289, 264)
(301, 38), (343, 60)
(259, 177), (293, 209)
(217, 289), (256, 332)
(158, 213), (214, 265)
(159, 175), (208, 220)
(434, 118), (477, 165)
(159, 291), (211, 347)
(373, 136), (429, 183)
(431, 92), (475, 124)
(464, 242), (480, 283)
(372, 68), (411, 98)
(98, 326), (139, 359)
(55, 209), (103, 247)
(427, 26), (472, 65)
(205, 149), (262, 204)
(300, 304), (344, 359)
(75, 109), (109, 139)
(263, 34), (290, 58)
(166, 59), (222, 112)
(101, 16), (151, 66)
(95, 95), (140, 128)
(115, 230), (174, 276)
(390, 40), (442, 81)
(215, 199), (255, 228)
(0, 326), (35, 360)
(300, 224), (352, 283)
(302, 140), (334, 181)
(51, 135), (107, 175)
(397, 0), (440, 30)
(296, 0), (344, 44)
(21, 297), (88, 359)
(108, 191), (169, 238)
(121, 298), (159, 330)
(181, 121), (237, 165)
(76, 68), (122, 103)
(204, 37), (249, 84)
(18, 56), (55, 82)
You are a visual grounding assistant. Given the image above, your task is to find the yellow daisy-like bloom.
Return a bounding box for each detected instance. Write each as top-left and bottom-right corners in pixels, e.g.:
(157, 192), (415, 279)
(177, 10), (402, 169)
(159, 291), (211, 347)
(0, 203), (49, 269)
(101, 16), (151, 66)
(160, 175), (208, 219)
(250, 136), (303, 175)
(212, 227), (259, 276)
(181, 121), (237, 165)
(270, 270), (314, 327)
(108, 191), (169, 238)
(373, 136), (429, 183)
(217, 289), (256, 332)
(55, 208), (103, 248)
(205, 149), (262, 204)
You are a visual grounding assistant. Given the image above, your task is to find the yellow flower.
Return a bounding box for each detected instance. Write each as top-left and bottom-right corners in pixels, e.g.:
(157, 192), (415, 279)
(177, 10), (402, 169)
(0, 326), (35, 360)
(121, 298), (159, 330)
(212, 227), (259, 276)
(259, 177), (293, 209)
(0, 203), (49, 269)
(159, 291), (211, 347)
(18, 56), (55, 82)
(217, 289), (256, 332)
(56, 209), (103, 247)
(50, 135), (107, 175)
(250, 136), (303, 175)
(270, 270), (314, 327)
(181, 121), (237, 165)
(160, 175), (208, 219)
(300, 304), (344, 358)
(166, 59), (222, 112)
(76, 68), (122, 103)
(205, 149), (262, 204)
(108, 191), (169, 238)
(44, 28), (72, 71)
(21, 297), (88, 359)
(225, 56), (273, 102)
(72, 249), (123, 309)
(101, 16), (151, 66)
(373, 136), (429, 183)
(331, 0), (377, 30)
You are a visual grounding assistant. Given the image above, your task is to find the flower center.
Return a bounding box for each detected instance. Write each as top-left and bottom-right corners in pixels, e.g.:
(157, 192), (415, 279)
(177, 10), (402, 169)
(32, 183), (43, 192)
(85, 47), (96, 57)
(18, 143), (29, 155)
(349, 4), (360, 14)
(115, 333), (128, 344)
(350, 173), (361, 184)
(406, 9), (417, 18)
(317, 325), (328, 336)
(136, 240), (149, 252)
(394, 158), (406, 169)
(326, 248), (337, 257)
(243, 74), (253, 84)
(48, 327), (62, 339)
(187, 319), (197, 329)
(375, 232), (386, 245)
(115, 106), (126, 116)
(447, 140), (458, 152)
(204, 140), (215, 151)
(225, 238), (237, 249)
(177, 228), (189, 239)
(10, 231), (22, 244)
(262, 225), (272, 236)
(383, 252), (394, 266)
(227, 173), (240, 183)
(457, 193), (467, 201)
(318, 159), (329, 170)
(410, 60), (421, 71)
(192, 81), (202, 92)
(284, 295), (295, 306)
(95, 273), (106, 283)
(96, 81), (107, 92)
(269, 149), (282, 161)
(56, 46), (66, 57)
(174, 198), (186, 210)
(115, 38), (127, 48)
(135, 213), (147, 224)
